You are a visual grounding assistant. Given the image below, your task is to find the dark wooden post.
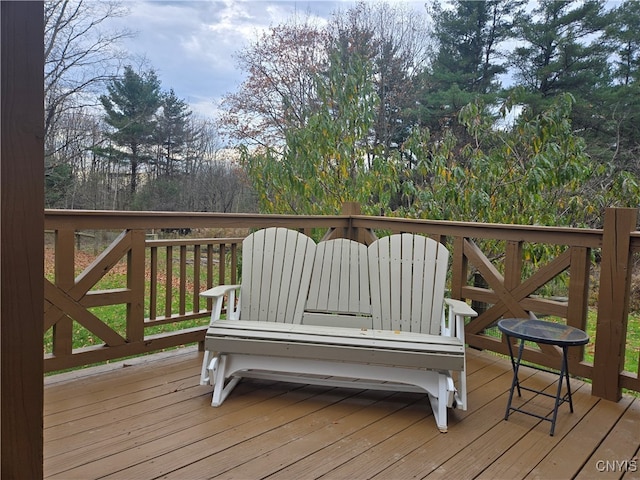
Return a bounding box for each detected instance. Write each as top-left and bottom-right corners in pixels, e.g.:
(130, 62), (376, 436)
(592, 207), (637, 401)
(127, 230), (147, 342)
(1, 1), (45, 478)
(53, 229), (75, 356)
(341, 202), (362, 242)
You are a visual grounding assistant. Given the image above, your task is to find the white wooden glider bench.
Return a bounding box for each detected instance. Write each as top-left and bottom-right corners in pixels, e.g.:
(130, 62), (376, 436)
(199, 227), (477, 432)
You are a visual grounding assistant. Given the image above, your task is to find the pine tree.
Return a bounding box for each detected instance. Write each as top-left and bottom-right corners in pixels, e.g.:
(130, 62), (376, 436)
(418, 0), (524, 133)
(155, 89), (192, 176)
(100, 65), (162, 195)
(510, 0), (609, 107)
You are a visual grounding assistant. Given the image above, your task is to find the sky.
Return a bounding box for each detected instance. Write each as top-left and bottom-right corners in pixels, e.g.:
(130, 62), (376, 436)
(106, 1), (427, 119)
(101, 0), (622, 121)
(108, 1), (339, 119)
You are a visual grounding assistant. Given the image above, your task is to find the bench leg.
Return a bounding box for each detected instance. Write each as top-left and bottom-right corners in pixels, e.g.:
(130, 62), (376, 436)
(200, 350), (214, 385)
(456, 361), (467, 410)
(211, 354), (242, 407)
(429, 374), (450, 433)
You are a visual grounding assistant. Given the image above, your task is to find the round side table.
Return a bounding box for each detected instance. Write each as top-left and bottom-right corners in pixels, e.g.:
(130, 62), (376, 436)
(497, 318), (589, 436)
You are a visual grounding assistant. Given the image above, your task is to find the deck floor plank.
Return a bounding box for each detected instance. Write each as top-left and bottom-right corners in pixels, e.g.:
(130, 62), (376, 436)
(45, 370), (209, 437)
(44, 350), (197, 407)
(367, 370), (549, 480)
(321, 362), (528, 480)
(217, 392), (426, 480)
(158, 389), (402, 480)
(434, 378), (595, 480)
(43, 346), (640, 480)
(574, 398), (640, 480)
(45, 381), (278, 475)
(270, 405), (433, 480)
(525, 395), (635, 480)
(106, 387), (403, 479)
(50, 385), (349, 479)
(288, 352), (522, 480)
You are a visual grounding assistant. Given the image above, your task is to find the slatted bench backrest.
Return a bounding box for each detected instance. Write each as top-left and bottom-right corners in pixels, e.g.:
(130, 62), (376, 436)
(237, 228), (450, 336)
(303, 234), (450, 335)
(369, 234), (449, 335)
(303, 238), (372, 328)
(239, 227), (316, 323)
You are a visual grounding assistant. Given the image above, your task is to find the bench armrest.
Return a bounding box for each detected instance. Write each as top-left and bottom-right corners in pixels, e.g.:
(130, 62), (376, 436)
(201, 284), (240, 299)
(443, 298), (477, 341)
(444, 298), (478, 318)
(201, 284), (241, 323)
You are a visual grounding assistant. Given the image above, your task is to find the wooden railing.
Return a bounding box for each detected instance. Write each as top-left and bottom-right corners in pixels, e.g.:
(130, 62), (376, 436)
(145, 237), (241, 324)
(44, 206), (640, 401)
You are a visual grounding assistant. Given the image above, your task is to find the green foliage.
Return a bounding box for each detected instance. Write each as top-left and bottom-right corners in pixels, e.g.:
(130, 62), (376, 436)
(101, 66), (162, 143)
(397, 94), (597, 226)
(245, 78), (640, 227)
(242, 50), (400, 215)
(132, 175), (182, 211)
(418, 0), (524, 135)
(45, 163), (74, 208)
(429, 0), (522, 95)
(604, 0), (640, 86)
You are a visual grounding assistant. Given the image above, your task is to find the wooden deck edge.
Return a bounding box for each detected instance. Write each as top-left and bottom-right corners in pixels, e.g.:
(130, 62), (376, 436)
(44, 345), (201, 386)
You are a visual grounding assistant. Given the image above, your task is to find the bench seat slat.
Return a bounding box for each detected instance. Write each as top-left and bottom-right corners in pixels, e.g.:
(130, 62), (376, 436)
(206, 320), (464, 347)
(206, 328), (464, 355)
(205, 337), (464, 371)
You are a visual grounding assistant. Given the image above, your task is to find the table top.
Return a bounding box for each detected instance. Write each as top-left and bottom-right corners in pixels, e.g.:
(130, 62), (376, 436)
(498, 318), (589, 346)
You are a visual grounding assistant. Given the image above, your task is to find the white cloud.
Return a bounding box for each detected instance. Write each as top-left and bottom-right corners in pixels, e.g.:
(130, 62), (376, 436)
(108, 1), (263, 116)
(106, 1), (422, 118)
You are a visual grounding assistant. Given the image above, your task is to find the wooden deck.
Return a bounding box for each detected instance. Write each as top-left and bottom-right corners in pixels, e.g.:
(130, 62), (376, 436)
(44, 347), (640, 480)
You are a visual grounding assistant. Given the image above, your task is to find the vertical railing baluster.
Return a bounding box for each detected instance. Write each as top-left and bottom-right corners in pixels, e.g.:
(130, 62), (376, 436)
(179, 245), (187, 316)
(231, 243), (238, 284)
(219, 243), (226, 285)
(567, 245), (591, 370)
(149, 245), (158, 320)
(193, 244), (201, 313)
(206, 244), (213, 311)
(165, 245), (173, 318)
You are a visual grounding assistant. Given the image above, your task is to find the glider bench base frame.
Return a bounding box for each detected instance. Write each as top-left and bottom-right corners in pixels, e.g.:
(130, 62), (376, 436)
(202, 320), (466, 433)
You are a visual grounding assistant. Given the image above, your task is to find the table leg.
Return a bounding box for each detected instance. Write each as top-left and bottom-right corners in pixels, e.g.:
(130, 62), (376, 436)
(549, 346), (572, 436)
(505, 336), (526, 421)
(563, 347), (574, 413)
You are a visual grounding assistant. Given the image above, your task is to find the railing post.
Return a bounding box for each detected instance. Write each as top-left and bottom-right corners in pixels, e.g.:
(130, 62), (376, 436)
(341, 202), (362, 242)
(592, 207), (637, 401)
(1, 1), (44, 476)
(127, 229), (146, 342)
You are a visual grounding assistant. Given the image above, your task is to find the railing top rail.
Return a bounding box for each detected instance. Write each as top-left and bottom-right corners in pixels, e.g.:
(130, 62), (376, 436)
(45, 209), (640, 250)
(45, 210), (349, 230)
(352, 216), (605, 247)
(45, 209), (345, 219)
